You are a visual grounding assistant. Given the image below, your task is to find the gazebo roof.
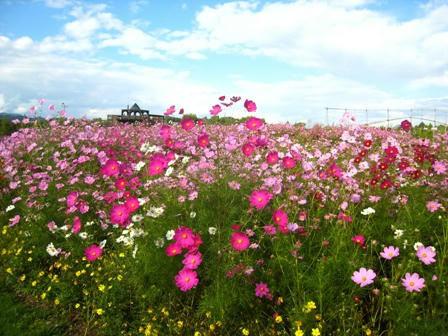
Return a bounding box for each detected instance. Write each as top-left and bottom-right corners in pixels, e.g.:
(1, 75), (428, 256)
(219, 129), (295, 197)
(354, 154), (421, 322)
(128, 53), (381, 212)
(129, 103), (141, 112)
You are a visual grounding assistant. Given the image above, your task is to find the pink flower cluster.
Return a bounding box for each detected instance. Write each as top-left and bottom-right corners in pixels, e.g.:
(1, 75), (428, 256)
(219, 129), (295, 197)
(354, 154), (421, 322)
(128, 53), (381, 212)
(166, 226), (202, 291)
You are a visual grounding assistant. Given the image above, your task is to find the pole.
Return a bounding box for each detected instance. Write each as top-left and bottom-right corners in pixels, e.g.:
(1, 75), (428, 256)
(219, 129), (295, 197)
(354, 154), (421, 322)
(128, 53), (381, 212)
(387, 108), (390, 128)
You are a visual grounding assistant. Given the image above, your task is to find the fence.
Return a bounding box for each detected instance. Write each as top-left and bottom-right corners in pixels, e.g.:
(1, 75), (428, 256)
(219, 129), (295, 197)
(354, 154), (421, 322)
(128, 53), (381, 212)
(324, 107), (448, 127)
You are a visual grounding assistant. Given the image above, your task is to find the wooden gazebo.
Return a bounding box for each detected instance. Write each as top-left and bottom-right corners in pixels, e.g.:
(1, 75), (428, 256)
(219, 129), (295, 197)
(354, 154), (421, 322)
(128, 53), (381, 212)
(107, 103), (164, 123)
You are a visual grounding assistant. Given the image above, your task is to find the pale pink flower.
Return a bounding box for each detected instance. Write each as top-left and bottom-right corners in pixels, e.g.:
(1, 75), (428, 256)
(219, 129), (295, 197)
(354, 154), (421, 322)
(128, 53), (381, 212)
(426, 200), (441, 213)
(401, 272), (425, 292)
(352, 267), (376, 287)
(416, 246), (436, 265)
(380, 246), (400, 260)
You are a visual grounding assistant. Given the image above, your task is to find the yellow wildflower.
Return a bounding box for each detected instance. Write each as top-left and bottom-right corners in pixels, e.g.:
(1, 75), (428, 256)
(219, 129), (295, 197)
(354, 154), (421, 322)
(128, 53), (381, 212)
(6, 268), (12, 275)
(295, 329), (304, 336)
(242, 329), (249, 335)
(177, 321), (183, 328)
(275, 315), (283, 323)
(96, 308), (104, 315)
(98, 284), (105, 292)
(312, 328), (320, 336)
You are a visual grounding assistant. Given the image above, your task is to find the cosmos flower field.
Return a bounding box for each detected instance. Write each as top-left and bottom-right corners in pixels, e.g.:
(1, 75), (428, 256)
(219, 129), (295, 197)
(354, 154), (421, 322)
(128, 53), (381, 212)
(1, 98), (447, 336)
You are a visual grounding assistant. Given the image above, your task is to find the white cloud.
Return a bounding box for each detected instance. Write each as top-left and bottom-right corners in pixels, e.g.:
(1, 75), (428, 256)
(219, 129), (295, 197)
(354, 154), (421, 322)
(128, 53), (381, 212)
(130, 0), (148, 14)
(45, 0), (73, 8)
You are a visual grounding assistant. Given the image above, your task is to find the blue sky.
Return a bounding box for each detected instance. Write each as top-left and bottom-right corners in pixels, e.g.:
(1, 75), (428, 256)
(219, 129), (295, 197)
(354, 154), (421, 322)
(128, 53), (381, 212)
(0, 0), (447, 124)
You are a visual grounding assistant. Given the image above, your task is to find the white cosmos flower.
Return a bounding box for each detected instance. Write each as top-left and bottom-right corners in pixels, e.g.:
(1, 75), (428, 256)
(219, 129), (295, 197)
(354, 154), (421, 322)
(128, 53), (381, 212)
(208, 227), (217, 235)
(6, 205), (15, 212)
(166, 230), (175, 240)
(361, 207), (375, 216)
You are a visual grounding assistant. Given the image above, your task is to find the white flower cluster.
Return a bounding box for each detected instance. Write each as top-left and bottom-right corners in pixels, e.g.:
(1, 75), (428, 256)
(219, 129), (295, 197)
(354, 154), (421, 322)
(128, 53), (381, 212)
(6, 204), (15, 212)
(147, 206), (165, 218)
(140, 143), (158, 153)
(116, 224), (147, 246)
(361, 207), (375, 216)
(134, 161), (146, 171)
(46, 242), (60, 257)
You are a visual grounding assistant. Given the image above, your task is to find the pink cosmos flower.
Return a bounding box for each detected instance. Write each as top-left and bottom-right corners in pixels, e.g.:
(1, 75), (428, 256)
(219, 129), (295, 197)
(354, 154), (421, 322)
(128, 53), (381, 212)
(174, 268), (199, 292)
(244, 99), (257, 112)
(115, 177), (127, 190)
(231, 232), (250, 250)
(210, 104), (222, 115)
(264, 225), (277, 235)
(100, 158), (120, 177)
(147, 157), (167, 176)
(174, 226), (195, 249)
(197, 134), (210, 148)
(67, 191), (79, 207)
(426, 200), (441, 213)
(8, 215), (20, 227)
(85, 244), (102, 261)
(159, 124), (171, 139)
(402, 272), (425, 292)
(282, 156), (296, 169)
(29, 106), (36, 114)
(245, 117), (264, 130)
(48, 104), (55, 111)
(242, 143), (255, 156)
(401, 119), (412, 131)
(352, 235), (365, 246)
(164, 105), (175, 116)
(255, 282), (270, 298)
(166, 243), (182, 256)
(228, 180), (241, 190)
(266, 152), (279, 164)
(416, 246), (436, 265)
(110, 204), (130, 227)
(272, 209), (288, 226)
(182, 252), (202, 269)
(124, 196), (140, 213)
(104, 191), (118, 203)
(432, 161), (446, 175)
(248, 189), (273, 210)
(72, 216), (82, 234)
(380, 246), (400, 260)
(181, 118), (195, 131)
(352, 267), (376, 287)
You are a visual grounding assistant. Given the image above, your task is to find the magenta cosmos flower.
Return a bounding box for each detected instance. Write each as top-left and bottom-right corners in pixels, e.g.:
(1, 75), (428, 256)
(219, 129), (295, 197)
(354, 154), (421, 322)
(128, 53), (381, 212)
(255, 282), (270, 298)
(416, 246), (436, 265)
(231, 232), (250, 250)
(282, 156), (296, 169)
(401, 119), (412, 131)
(210, 104), (222, 115)
(164, 105), (175, 116)
(72, 216), (82, 234)
(85, 244), (102, 261)
(352, 267), (376, 287)
(147, 156), (167, 176)
(244, 99), (257, 112)
(174, 268), (199, 292)
(197, 134), (210, 148)
(272, 209), (288, 226)
(351, 235), (365, 246)
(181, 118), (195, 131)
(100, 158), (120, 177)
(174, 226), (195, 249)
(266, 151), (279, 164)
(110, 204), (130, 227)
(242, 143), (255, 156)
(380, 246), (399, 260)
(166, 243), (182, 257)
(248, 189), (273, 210)
(66, 191), (79, 207)
(401, 272), (425, 292)
(245, 117), (264, 130)
(124, 196), (140, 213)
(182, 252), (202, 270)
